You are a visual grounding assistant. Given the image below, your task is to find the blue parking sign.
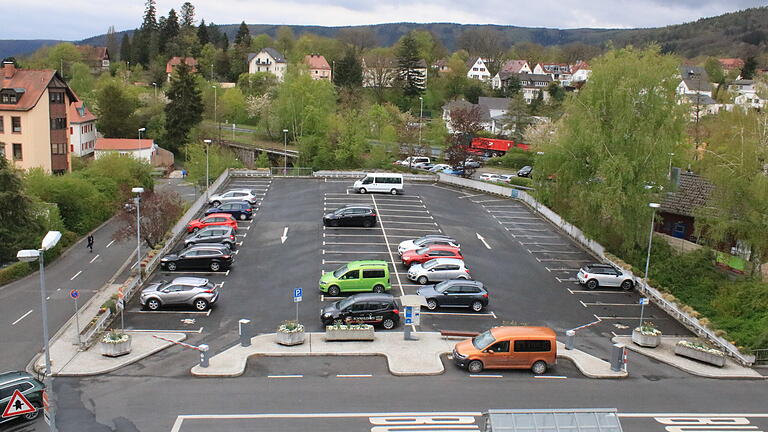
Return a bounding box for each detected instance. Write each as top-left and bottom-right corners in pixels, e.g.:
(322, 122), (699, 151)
(294, 288), (302, 302)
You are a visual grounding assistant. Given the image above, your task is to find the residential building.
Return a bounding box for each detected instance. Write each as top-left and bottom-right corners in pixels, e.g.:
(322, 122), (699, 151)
(304, 54), (332, 81)
(95, 138), (156, 163)
(718, 58), (745, 71)
(432, 59), (450, 73)
(68, 98), (97, 157)
(677, 66), (713, 97)
(500, 72), (553, 104)
(76, 45), (110, 72)
(728, 79), (766, 110)
(0, 62), (76, 174)
(466, 57), (491, 81)
(247, 48), (288, 81)
(166, 57), (198, 81)
(656, 171), (714, 242)
(570, 62), (592, 84)
(533, 63), (572, 83)
(442, 99), (492, 134)
(361, 57), (427, 89)
(491, 60), (531, 89)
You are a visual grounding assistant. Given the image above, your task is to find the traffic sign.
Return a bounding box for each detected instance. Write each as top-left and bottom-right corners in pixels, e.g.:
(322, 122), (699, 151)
(69, 289), (79, 299)
(2, 390), (36, 418)
(293, 288), (303, 303)
(639, 298), (649, 305)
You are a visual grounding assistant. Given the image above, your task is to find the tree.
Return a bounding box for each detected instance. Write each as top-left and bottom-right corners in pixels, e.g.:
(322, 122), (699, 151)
(158, 9), (180, 55)
(113, 190), (183, 249)
(741, 56), (758, 79)
(274, 69), (336, 142)
(95, 81), (140, 138)
(197, 19), (209, 45)
(180, 2), (195, 28)
(457, 28), (505, 75)
(164, 63), (203, 152)
(363, 49), (397, 103)
(395, 32), (426, 99)
(444, 106), (484, 177)
(333, 49), (362, 88)
(250, 34), (273, 52)
(135, 0), (159, 65)
(220, 87), (248, 124)
(276, 26), (294, 58)
(120, 34), (132, 63)
(234, 21), (250, 47)
(536, 46), (687, 254)
(237, 72), (277, 97)
(183, 141), (243, 187)
(703, 57), (725, 84)
(0, 157), (42, 262)
(105, 26), (119, 63)
(338, 28), (377, 55)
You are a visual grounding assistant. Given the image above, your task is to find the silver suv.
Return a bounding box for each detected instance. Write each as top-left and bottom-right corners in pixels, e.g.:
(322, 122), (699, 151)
(208, 189), (258, 206)
(577, 263), (635, 290)
(140, 277), (219, 311)
(184, 226), (236, 249)
(408, 258), (470, 285)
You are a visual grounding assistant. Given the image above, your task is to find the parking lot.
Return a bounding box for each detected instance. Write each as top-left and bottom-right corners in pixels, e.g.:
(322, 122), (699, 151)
(121, 176), (691, 361)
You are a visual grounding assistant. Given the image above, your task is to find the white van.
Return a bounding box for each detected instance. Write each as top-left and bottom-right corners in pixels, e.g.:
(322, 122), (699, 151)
(399, 156), (430, 167)
(354, 173), (404, 195)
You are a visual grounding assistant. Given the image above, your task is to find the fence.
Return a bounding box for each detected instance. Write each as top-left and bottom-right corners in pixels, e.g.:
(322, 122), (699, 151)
(313, 170), (437, 182)
(270, 167), (314, 177)
(437, 173), (756, 365)
(750, 349), (768, 366)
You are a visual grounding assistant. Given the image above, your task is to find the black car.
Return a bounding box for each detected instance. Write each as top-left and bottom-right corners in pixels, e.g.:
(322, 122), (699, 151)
(184, 226), (236, 249)
(0, 371), (44, 424)
(517, 165), (533, 178)
(417, 280), (488, 312)
(160, 245), (233, 272)
(321, 293), (399, 329)
(205, 201), (253, 220)
(323, 205), (377, 227)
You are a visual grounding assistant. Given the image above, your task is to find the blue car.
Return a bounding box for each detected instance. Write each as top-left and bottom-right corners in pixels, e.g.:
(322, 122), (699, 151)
(442, 167), (465, 176)
(205, 201), (253, 220)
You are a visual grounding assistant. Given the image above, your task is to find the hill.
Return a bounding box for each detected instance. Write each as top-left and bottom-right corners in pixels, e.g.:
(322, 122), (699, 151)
(0, 39), (63, 59)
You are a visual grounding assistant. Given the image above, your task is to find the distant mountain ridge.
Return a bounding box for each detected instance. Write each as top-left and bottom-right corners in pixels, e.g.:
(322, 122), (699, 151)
(2, 7), (766, 60)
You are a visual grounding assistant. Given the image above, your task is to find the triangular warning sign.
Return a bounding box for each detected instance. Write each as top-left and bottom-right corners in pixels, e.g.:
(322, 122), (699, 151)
(2, 389), (36, 418)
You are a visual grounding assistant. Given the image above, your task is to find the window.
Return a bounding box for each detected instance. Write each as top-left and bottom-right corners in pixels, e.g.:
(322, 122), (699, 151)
(51, 143), (66, 155)
(341, 270), (359, 280)
(0, 142), (4, 158)
(0, 116), (3, 132)
(12, 143), (22, 160)
(0, 382), (33, 399)
(1, 92), (18, 104)
(12, 117), (21, 133)
(50, 117), (67, 130)
(514, 340), (551, 352)
(488, 340), (510, 353)
(50, 91), (65, 104)
(363, 269), (385, 279)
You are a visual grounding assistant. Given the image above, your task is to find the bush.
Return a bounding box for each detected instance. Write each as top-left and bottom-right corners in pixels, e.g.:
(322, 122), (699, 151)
(507, 176), (533, 188)
(488, 149), (534, 169)
(0, 262), (34, 285)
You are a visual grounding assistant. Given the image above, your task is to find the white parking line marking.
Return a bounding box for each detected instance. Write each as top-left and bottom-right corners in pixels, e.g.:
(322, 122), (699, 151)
(420, 311), (496, 317)
(555, 277), (579, 283)
(570, 290), (628, 294)
(12, 310), (33, 325)
(70, 270), (83, 280)
(378, 227), (442, 232)
(323, 233), (383, 237)
(323, 242), (388, 246)
(530, 250), (584, 254)
(505, 227), (548, 232)
(379, 215), (434, 219)
(583, 302), (641, 306)
(371, 195), (405, 297)
(106, 240), (115, 248)
(336, 374), (373, 378)
(469, 374), (503, 378)
(579, 300), (588, 308)
(324, 250), (391, 254)
(89, 254), (100, 263)
(127, 328), (204, 333)
(546, 267), (580, 271)
(493, 215), (541, 220)
(382, 220), (438, 225)
(131, 310), (212, 315)
(374, 203), (427, 208)
(534, 376), (568, 379)
(595, 316), (668, 320)
(457, 194), (485, 199)
(376, 209), (431, 213)
(537, 258), (591, 262)
(268, 375), (303, 378)
(520, 243), (567, 246)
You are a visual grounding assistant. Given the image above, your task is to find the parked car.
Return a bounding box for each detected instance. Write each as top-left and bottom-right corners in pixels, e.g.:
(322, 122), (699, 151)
(353, 173), (404, 195)
(204, 201), (253, 220)
(408, 258), (470, 285)
(480, 173), (501, 182)
(323, 205), (377, 227)
(183, 226), (236, 249)
(319, 260), (391, 296)
(577, 263), (635, 290)
(139, 277), (219, 311)
(0, 371), (44, 424)
(461, 159), (482, 169)
(397, 235), (459, 256)
(517, 166), (533, 178)
(499, 174), (516, 183)
(442, 167), (465, 176)
(415, 162), (435, 170)
(186, 213), (238, 233)
(417, 280), (488, 311)
(398, 156), (430, 167)
(208, 189), (259, 206)
(429, 164), (451, 173)
(160, 245), (233, 272)
(320, 293), (400, 329)
(452, 326), (557, 374)
(401, 244), (463, 267)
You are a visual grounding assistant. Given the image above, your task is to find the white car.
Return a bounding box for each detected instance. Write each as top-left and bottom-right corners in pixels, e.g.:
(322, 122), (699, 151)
(408, 258), (471, 285)
(499, 174), (516, 183)
(429, 164), (451, 172)
(479, 173), (501, 182)
(399, 156), (430, 167)
(577, 263), (635, 290)
(208, 189), (258, 206)
(398, 235), (460, 256)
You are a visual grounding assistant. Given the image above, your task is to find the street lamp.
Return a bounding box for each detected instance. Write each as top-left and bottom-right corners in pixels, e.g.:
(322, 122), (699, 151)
(282, 129), (289, 175)
(138, 127), (146, 141)
(643, 202), (661, 289)
(17, 230), (62, 432)
(132, 187), (144, 279)
(152, 82), (158, 99)
(203, 139), (212, 198)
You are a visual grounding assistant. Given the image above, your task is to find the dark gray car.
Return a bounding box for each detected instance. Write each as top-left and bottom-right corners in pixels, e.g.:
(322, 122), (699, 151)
(184, 226), (236, 249)
(417, 280), (488, 311)
(139, 277), (219, 311)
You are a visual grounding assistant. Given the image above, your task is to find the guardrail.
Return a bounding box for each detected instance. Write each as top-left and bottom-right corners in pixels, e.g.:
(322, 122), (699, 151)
(313, 171), (437, 182)
(437, 173), (756, 365)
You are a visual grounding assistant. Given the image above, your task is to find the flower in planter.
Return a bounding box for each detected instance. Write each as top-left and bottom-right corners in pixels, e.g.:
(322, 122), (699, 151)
(102, 329), (130, 344)
(327, 320), (373, 331)
(677, 339), (725, 357)
(635, 322), (661, 336)
(278, 320), (304, 333)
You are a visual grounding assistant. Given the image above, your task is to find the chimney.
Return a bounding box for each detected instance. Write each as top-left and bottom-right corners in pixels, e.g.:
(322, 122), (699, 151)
(3, 61), (16, 79)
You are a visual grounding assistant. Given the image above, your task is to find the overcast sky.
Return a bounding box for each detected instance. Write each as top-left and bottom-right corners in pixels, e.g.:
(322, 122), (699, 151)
(7, 0), (766, 40)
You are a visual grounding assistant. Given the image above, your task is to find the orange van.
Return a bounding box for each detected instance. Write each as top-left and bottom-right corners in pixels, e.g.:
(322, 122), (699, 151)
(452, 326), (557, 374)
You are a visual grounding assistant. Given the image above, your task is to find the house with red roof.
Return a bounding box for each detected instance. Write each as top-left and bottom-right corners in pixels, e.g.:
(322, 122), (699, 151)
(718, 58), (745, 71)
(68, 97), (98, 157)
(491, 60), (531, 89)
(76, 45), (110, 73)
(166, 57), (198, 81)
(95, 138), (156, 163)
(304, 54), (332, 81)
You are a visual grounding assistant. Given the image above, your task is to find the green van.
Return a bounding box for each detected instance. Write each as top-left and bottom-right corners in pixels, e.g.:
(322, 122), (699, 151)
(319, 260), (392, 296)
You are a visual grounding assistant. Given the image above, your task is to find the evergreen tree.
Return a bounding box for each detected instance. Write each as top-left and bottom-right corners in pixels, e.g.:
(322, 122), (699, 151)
(95, 82), (140, 138)
(197, 19), (209, 45)
(135, 0), (159, 65)
(234, 21), (250, 47)
(0, 157), (42, 262)
(164, 63), (203, 153)
(333, 49), (362, 88)
(180, 2), (195, 28)
(207, 22), (222, 47)
(120, 34), (132, 62)
(220, 33), (229, 51)
(395, 32), (425, 99)
(159, 9), (180, 55)
(741, 56), (758, 79)
(105, 26), (119, 62)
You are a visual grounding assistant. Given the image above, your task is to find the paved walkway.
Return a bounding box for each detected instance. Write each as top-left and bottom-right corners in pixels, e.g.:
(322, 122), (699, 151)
(191, 332), (628, 378)
(614, 336), (765, 379)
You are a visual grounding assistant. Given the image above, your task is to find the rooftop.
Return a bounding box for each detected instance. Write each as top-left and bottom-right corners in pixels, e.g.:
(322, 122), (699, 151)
(660, 172), (715, 217)
(95, 138), (154, 151)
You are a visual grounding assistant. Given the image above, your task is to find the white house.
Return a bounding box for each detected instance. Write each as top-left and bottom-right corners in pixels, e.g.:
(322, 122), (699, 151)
(466, 57), (491, 81)
(500, 73), (553, 104)
(533, 63), (572, 84)
(677, 66), (713, 97)
(67, 99), (97, 157)
(570, 62), (592, 85)
(95, 138), (156, 163)
(729, 80), (766, 110)
(247, 48), (288, 82)
(361, 57), (427, 89)
(491, 60), (531, 89)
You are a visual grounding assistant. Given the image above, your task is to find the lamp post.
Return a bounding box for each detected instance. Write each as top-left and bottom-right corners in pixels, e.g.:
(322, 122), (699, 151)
(17, 230), (62, 432)
(138, 127), (146, 141)
(203, 139), (212, 198)
(282, 129), (289, 175)
(132, 187), (144, 280)
(643, 202), (661, 289)
(667, 152), (675, 179)
(152, 82), (158, 99)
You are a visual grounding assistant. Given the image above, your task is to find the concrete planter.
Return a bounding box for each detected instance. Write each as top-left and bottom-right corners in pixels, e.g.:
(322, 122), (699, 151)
(631, 328), (661, 348)
(674, 343), (726, 367)
(99, 335), (132, 357)
(326, 326), (375, 341)
(275, 330), (305, 346)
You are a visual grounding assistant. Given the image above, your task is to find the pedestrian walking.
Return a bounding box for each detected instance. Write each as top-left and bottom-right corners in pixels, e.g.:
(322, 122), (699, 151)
(87, 234), (94, 253)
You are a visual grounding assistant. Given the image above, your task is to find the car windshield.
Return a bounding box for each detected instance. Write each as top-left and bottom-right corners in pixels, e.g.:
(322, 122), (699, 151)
(422, 260), (438, 269)
(333, 265), (348, 278)
(472, 330), (496, 350)
(336, 298), (355, 310)
(333, 208), (345, 216)
(434, 281), (448, 293)
(415, 247), (429, 254)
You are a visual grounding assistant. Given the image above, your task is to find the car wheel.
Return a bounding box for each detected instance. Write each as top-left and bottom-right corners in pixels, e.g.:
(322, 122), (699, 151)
(467, 360), (483, 373)
(621, 280), (634, 291)
(585, 279), (599, 290)
(531, 360), (547, 375)
(239, 214), (247, 220)
(382, 318), (396, 330)
(328, 285), (341, 297)
(194, 299), (209, 311)
(372, 284), (385, 293)
(471, 301), (483, 312)
(212, 201), (220, 207)
(359, 187), (367, 194)
(390, 188), (397, 195)
(166, 262), (177, 271)
(146, 298), (161, 311)
(210, 261), (221, 272)
(363, 219), (374, 228)
(22, 407), (40, 421)
(193, 227), (200, 233)
(417, 276), (428, 285)
(426, 299), (438, 310)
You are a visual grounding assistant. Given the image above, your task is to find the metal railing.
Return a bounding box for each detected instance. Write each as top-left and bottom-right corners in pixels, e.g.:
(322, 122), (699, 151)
(749, 348), (768, 366)
(270, 167), (314, 177)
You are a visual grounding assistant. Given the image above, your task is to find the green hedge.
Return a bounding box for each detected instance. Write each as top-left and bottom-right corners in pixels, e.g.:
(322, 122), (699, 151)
(488, 149), (534, 170)
(0, 230), (78, 286)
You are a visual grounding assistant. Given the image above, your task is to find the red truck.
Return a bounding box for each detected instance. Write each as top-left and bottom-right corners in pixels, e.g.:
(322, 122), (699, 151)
(471, 138), (529, 157)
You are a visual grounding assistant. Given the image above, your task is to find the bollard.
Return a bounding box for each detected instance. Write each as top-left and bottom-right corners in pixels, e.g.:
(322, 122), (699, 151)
(198, 344), (210, 368)
(239, 319), (252, 347)
(610, 343), (625, 372)
(565, 330), (575, 350)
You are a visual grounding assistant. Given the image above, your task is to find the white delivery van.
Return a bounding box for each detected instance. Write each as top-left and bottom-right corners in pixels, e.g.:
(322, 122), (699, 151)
(354, 173), (404, 195)
(400, 156), (431, 167)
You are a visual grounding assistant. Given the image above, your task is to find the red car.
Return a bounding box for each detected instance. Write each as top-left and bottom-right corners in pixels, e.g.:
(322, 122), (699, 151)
(401, 245), (463, 267)
(186, 213), (238, 233)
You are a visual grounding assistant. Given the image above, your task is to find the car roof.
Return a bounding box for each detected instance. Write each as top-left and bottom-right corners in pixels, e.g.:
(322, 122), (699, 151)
(347, 292), (395, 302)
(203, 213), (235, 219)
(198, 225), (233, 232)
(223, 189), (252, 194)
(584, 263), (616, 269)
(0, 371), (36, 385)
(419, 234), (454, 240)
(339, 204), (373, 210)
(429, 258), (465, 265)
(443, 279), (483, 288)
(170, 277), (209, 286)
(418, 244), (460, 252)
(490, 326), (556, 339)
(347, 260), (388, 268)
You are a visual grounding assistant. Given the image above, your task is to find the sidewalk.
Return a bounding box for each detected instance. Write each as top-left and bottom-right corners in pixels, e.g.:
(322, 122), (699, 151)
(191, 332), (627, 378)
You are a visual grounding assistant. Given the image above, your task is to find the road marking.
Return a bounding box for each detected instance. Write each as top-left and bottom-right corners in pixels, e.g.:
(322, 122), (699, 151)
(126, 327), (204, 333)
(534, 375), (568, 379)
(70, 270), (83, 280)
(323, 242), (389, 246)
(530, 250), (584, 254)
(583, 302), (642, 306)
(323, 233), (383, 237)
(458, 193), (485, 199)
(236, 233), (247, 238)
(476, 233), (491, 249)
(89, 254), (100, 263)
(130, 310), (212, 315)
(420, 311), (496, 318)
(537, 258), (591, 262)
(546, 267), (580, 271)
(281, 227), (289, 244)
(595, 316), (668, 320)
(469, 374), (503, 378)
(555, 277), (579, 283)
(323, 250), (389, 254)
(267, 375), (303, 378)
(371, 195), (405, 297)
(382, 220), (439, 225)
(521, 242), (567, 246)
(579, 300), (588, 308)
(569, 290), (628, 294)
(106, 240), (115, 248)
(379, 214), (434, 219)
(12, 310), (33, 325)
(336, 374), (373, 378)
(377, 208), (432, 213)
